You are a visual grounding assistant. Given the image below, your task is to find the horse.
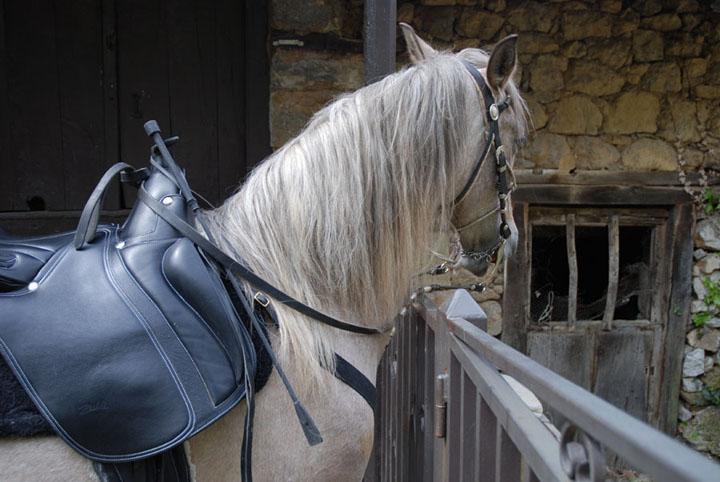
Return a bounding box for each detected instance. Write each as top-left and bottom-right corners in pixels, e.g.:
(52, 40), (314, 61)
(0, 25), (527, 481)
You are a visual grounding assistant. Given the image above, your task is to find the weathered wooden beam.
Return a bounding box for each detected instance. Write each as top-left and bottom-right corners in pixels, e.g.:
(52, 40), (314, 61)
(566, 214), (578, 323)
(515, 169), (718, 187)
(514, 185), (692, 205)
(364, 0), (397, 84)
(604, 215), (620, 329)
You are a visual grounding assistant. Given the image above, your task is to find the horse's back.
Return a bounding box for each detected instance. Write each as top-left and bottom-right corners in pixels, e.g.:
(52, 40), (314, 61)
(0, 436), (97, 482)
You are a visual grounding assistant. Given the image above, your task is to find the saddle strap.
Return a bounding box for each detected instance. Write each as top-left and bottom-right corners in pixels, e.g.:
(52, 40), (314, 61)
(137, 188), (383, 336)
(333, 354), (376, 413)
(74, 162), (134, 250)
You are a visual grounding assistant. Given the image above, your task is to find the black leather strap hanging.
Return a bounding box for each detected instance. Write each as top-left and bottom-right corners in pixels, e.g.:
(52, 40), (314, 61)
(137, 188), (384, 336)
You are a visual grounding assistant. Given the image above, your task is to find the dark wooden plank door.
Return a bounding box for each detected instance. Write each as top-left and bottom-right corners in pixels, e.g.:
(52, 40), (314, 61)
(0, 0), (268, 231)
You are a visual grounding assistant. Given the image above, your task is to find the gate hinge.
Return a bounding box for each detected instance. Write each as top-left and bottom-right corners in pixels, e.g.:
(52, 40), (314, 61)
(434, 374), (448, 438)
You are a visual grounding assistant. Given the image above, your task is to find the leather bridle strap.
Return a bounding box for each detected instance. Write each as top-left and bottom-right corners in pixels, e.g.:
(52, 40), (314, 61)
(455, 60), (513, 241)
(137, 188), (384, 336)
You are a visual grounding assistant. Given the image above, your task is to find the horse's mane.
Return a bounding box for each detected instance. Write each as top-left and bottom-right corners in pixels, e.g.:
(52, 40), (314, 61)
(206, 49), (527, 384)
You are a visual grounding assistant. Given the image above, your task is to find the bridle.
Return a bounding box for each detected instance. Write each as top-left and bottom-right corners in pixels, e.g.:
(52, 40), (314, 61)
(450, 60), (516, 268)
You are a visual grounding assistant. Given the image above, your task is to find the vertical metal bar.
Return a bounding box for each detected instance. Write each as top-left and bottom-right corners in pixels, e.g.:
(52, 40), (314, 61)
(448, 356), (462, 482)
(460, 372), (477, 481)
(604, 215), (620, 330)
(478, 397), (497, 481)
(566, 213), (578, 323)
(424, 324), (435, 482)
(497, 426), (521, 482)
(364, 0), (397, 84)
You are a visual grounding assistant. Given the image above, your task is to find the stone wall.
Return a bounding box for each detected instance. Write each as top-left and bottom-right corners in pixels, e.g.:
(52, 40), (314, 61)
(268, 0), (720, 457)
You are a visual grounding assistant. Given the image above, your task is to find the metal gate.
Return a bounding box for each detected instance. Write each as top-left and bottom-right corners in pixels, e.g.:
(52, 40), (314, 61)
(366, 290), (720, 482)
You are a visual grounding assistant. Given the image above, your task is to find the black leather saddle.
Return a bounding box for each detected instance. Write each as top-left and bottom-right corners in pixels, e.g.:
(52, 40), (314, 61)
(0, 130), (255, 463)
(0, 121), (376, 482)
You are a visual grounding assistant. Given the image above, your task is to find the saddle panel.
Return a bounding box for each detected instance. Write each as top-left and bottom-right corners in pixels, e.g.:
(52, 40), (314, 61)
(0, 229), (193, 458)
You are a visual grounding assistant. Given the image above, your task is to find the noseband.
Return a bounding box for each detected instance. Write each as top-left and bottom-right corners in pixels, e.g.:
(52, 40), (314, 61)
(452, 60), (515, 265)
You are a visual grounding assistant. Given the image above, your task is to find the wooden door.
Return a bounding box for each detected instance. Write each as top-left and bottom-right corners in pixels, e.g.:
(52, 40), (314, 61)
(0, 0), (269, 234)
(504, 179), (693, 435)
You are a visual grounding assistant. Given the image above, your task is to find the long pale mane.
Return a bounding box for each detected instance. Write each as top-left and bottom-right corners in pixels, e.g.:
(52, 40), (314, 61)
(206, 49), (527, 383)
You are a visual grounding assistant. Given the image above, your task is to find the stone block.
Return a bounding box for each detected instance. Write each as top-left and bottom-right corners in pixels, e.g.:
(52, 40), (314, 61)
(640, 13), (682, 31)
(586, 38), (632, 69)
(519, 132), (574, 170)
(641, 62), (682, 93)
(681, 389), (708, 407)
(632, 30), (664, 62)
(631, 0), (662, 16)
(525, 96), (548, 129)
(703, 365), (720, 391)
(421, 0), (456, 5)
(621, 139), (676, 171)
(417, 7), (456, 41)
(624, 64), (650, 85)
(694, 276), (708, 299)
(270, 90), (336, 148)
(695, 85), (720, 100)
(681, 406), (720, 456)
(271, 50), (363, 92)
(600, 0), (622, 14)
(684, 347), (706, 377)
(688, 328), (720, 353)
(564, 41), (587, 59)
(529, 55), (568, 93)
(683, 377), (704, 392)
(548, 96), (603, 135)
(695, 249), (708, 260)
(695, 218), (720, 251)
(666, 33), (703, 58)
(518, 34), (559, 55)
(691, 300), (708, 313)
(562, 11), (613, 41)
(398, 3), (415, 24)
(686, 58), (708, 78)
(605, 92), (659, 134)
(569, 136), (621, 169)
(271, 0), (341, 34)
(456, 9), (504, 40)
(678, 404), (693, 422)
(669, 99), (700, 142)
(507, 1), (558, 33)
(697, 254), (720, 274)
(566, 61), (626, 96)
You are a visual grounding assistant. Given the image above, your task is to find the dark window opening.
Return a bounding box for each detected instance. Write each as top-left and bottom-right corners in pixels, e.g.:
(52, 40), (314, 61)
(531, 223), (653, 323)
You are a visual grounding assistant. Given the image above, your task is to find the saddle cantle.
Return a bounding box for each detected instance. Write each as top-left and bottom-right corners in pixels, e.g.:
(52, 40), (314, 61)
(0, 138), (255, 462)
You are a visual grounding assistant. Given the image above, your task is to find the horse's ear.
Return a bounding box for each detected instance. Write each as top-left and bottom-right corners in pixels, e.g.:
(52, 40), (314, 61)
(487, 34), (518, 91)
(400, 22), (437, 64)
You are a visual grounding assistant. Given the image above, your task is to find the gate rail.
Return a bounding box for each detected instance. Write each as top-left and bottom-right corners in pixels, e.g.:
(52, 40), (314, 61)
(368, 290), (720, 482)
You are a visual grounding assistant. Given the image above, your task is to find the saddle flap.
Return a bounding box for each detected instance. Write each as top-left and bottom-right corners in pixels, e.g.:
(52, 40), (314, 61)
(161, 238), (245, 401)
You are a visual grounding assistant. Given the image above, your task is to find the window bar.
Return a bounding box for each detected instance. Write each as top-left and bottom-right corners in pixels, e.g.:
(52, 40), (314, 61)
(566, 214), (578, 323)
(603, 215), (620, 330)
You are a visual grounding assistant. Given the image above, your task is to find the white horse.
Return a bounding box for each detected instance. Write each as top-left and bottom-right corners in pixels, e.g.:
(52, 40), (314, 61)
(0, 25), (527, 481)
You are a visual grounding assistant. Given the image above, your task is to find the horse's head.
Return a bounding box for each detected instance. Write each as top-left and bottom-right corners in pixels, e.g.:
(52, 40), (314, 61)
(401, 24), (527, 277)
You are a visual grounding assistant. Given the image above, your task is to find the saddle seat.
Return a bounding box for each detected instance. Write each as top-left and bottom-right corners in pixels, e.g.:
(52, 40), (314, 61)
(0, 158), (255, 462)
